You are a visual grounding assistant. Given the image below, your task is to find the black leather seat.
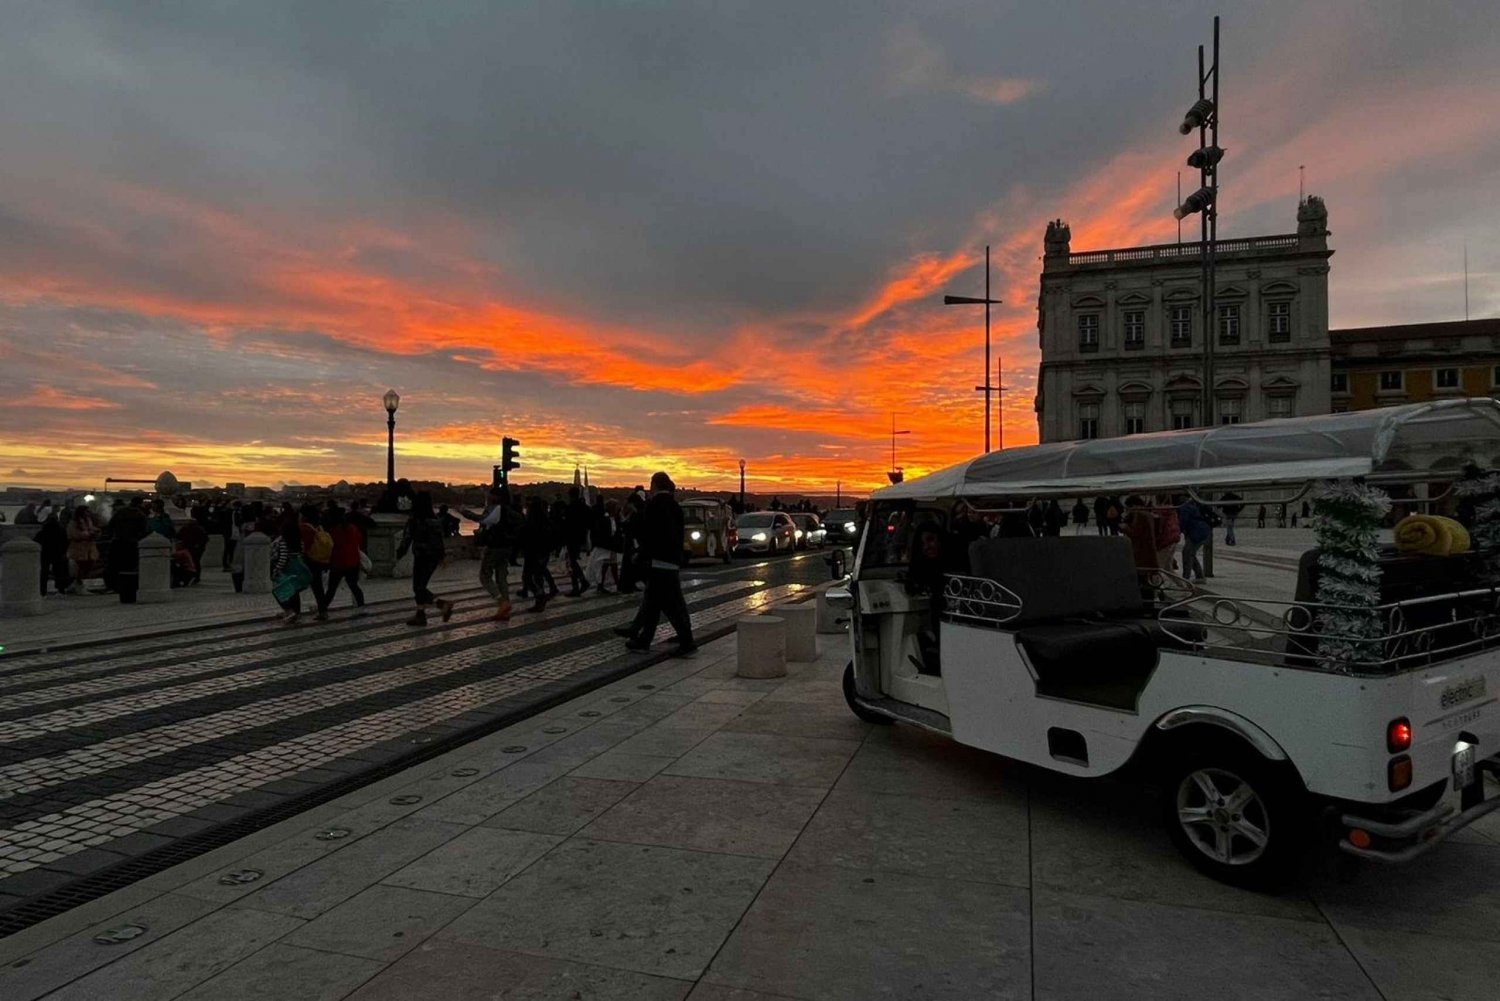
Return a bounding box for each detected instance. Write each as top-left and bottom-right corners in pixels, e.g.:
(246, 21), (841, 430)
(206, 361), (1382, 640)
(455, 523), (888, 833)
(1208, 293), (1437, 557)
(1016, 621), (1158, 711)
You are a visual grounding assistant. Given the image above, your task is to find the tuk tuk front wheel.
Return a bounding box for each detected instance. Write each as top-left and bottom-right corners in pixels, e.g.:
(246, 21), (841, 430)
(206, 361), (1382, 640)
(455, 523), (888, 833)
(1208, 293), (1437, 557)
(843, 662), (894, 726)
(1162, 739), (1303, 889)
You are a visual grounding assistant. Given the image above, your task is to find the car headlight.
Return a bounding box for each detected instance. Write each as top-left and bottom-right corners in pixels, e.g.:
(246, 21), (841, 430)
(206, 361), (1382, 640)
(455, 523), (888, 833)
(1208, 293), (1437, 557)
(845, 523), (857, 533)
(690, 530), (702, 541)
(795, 530), (803, 538)
(751, 532), (767, 542)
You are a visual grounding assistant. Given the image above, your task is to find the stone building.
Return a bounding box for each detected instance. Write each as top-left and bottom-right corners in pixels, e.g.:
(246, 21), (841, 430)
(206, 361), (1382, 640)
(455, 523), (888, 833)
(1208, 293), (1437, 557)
(1330, 318), (1500, 413)
(1034, 198), (1334, 442)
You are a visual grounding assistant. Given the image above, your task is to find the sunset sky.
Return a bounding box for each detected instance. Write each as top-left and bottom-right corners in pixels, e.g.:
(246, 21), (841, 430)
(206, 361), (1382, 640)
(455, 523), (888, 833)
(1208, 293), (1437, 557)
(2, 1), (1497, 494)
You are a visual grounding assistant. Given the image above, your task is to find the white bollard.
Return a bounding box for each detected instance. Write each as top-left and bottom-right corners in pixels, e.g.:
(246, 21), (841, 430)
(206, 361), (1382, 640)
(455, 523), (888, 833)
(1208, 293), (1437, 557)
(737, 615), (787, 679)
(240, 532), (272, 594)
(816, 588), (848, 634)
(782, 603), (818, 663)
(202, 535), (224, 570)
(137, 533), (173, 603)
(0, 539), (45, 617)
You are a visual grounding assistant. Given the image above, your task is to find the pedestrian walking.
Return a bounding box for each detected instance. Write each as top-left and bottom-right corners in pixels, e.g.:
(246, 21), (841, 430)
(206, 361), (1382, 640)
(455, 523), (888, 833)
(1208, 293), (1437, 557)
(616, 472), (696, 655)
(396, 492), (453, 626)
(269, 518), (312, 624)
(298, 505), (333, 620)
(1177, 496), (1211, 582)
(1071, 499), (1089, 535)
(177, 516), (208, 584)
(1043, 499), (1066, 537)
(320, 505), (367, 611)
(1257, 504), (1267, 529)
(1221, 491), (1243, 546)
(462, 487), (521, 620)
(587, 499), (623, 593)
(106, 498), (149, 602)
(565, 486), (592, 597)
(145, 500), (175, 539)
(520, 496), (557, 613)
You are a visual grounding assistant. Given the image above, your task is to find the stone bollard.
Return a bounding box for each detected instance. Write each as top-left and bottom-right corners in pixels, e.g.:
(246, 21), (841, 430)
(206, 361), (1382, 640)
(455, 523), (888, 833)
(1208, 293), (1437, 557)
(202, 535), (224, 570)
(782, 603), (818, 662)
(137, 533), (173, 603)
(816, 588), (848, 634)
(736, 615), (787, 679)
(239, 532), (272, 594)
(0, 539), (45, 617)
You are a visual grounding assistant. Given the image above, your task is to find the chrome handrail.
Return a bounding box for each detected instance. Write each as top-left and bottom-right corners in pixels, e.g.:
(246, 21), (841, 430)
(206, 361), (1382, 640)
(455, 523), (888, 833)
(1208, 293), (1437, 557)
(942, 574), (1023, 627)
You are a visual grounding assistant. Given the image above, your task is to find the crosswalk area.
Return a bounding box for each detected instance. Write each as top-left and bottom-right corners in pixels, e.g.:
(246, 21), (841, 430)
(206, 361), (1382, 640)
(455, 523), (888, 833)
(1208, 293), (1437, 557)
(0, 554), (826, 933)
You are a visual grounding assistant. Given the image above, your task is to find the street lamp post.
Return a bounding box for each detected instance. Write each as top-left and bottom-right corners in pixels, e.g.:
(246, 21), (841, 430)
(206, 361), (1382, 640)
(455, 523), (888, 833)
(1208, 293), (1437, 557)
(943, 245), (1004, 453)
(383, 389), (400, 490)
(738, 459), (746, 510)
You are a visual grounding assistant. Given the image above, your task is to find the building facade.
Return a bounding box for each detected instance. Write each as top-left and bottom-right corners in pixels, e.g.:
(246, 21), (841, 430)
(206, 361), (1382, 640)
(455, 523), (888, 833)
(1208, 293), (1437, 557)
(1330, 319), (1500, 413)
(1034, 198), (1334, 442)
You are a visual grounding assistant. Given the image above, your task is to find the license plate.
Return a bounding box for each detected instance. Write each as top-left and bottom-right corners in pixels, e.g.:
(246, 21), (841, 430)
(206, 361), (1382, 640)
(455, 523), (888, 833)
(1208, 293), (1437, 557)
(1453, 745), (1477, 791)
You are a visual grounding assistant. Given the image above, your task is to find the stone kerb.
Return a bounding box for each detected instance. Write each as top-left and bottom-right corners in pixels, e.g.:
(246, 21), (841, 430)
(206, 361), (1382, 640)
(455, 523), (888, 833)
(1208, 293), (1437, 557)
(0, 538), (45, 617)
(239, 532), (272, 594)
(136, 533), (173, 603)
(736, 614), (787, 679)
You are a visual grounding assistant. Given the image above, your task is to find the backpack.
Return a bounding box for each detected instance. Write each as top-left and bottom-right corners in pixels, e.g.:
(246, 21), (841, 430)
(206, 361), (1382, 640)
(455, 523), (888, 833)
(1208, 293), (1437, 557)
(307, 527), (334, 564)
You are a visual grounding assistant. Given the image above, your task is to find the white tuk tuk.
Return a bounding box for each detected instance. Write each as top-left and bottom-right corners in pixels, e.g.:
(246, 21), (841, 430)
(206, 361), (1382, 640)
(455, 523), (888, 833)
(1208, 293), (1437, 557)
(830, 400), (1500, 885)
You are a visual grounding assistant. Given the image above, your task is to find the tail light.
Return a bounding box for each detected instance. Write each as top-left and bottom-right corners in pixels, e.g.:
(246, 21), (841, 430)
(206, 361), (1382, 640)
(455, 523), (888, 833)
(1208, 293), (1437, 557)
(1387, 718), (1412, 753)
(1388, 755), (1413, 792)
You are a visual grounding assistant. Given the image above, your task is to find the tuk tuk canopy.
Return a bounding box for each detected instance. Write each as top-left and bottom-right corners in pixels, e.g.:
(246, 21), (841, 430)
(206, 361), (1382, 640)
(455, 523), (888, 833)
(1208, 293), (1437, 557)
(875, 399), (1500, 501)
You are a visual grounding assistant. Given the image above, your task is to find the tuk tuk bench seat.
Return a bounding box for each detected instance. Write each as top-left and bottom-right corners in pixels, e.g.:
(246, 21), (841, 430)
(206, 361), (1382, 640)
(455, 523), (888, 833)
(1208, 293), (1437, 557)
(1014, 620), (1158, 710)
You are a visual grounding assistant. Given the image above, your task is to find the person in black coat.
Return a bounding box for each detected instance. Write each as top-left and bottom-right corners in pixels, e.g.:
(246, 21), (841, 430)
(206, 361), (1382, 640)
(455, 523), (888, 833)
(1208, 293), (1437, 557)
(564, 486), (592, 596)
(615, 472), (696, 654)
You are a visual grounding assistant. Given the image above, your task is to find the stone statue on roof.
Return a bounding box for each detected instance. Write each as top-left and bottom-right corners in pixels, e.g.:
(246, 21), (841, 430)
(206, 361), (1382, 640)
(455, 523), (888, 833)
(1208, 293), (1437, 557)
(1044, 219), (1071, 257)
(1297, 195), (1328, 238)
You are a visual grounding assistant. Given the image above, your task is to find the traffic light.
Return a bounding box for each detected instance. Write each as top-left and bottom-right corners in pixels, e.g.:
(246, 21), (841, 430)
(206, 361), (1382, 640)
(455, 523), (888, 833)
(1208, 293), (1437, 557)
(501, 437), (521, 479)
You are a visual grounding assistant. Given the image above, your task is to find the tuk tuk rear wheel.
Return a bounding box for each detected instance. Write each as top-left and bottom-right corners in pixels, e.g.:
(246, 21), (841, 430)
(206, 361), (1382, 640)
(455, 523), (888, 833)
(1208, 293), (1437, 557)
(843, 662), (894, 726)
(1162, 738), (1303, 889)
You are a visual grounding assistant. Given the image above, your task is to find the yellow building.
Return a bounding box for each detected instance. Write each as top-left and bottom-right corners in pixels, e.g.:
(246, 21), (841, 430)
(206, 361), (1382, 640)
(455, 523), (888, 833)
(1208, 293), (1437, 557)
(1330, 319), (1500, 413)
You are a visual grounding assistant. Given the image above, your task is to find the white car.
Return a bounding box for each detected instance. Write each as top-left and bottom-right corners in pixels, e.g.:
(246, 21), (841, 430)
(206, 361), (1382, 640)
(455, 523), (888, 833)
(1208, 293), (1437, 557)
(830, 400), (1500, 887)
(734, 512), (797, 555)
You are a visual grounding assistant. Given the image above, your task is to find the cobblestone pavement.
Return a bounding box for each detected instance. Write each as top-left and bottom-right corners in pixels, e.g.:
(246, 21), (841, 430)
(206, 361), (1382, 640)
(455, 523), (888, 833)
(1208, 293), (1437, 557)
(1, 630), (1496, 1000)
(0, 552), (833, 932)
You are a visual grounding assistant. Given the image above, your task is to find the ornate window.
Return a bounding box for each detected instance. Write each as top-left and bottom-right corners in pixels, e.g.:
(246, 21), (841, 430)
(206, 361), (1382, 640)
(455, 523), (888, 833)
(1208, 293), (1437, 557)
(1078, 402), (1100, 440)
(1123, 310), (1145, 349)
(1379, 370), (1404, 392)
(1267, 395), (1294, 418)
(1170, 306), (1193, 346)
(1219, 398), (1242, 424)
(1435, 368), (1460, 390)
(1267, 301), (1291, 342)
(1077, 315), (1100, 352)
(1217, 304), (1241, 345)
(1331, 372), (1349, 393)
(1124, 402), (1145, 435)
(1170, 398), (1196, 430)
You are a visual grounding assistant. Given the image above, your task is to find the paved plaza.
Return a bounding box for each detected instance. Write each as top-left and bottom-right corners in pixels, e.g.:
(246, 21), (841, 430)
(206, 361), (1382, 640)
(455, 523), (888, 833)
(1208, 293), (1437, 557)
(2, 618), (1497, 1000)
(0, 553), (828, 932)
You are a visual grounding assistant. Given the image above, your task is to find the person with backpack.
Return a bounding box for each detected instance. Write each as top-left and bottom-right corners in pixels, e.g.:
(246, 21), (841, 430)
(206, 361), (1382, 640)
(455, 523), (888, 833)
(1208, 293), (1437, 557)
(1221, 491), (1244, 546)
(396, 491), (453, 626)
(1152, 498), (1182, 572)
(463, 486), (521, 620)
(299, 504), (334, 620)
(320, 505), (367, 612)
(1176, 496), (1212, 582)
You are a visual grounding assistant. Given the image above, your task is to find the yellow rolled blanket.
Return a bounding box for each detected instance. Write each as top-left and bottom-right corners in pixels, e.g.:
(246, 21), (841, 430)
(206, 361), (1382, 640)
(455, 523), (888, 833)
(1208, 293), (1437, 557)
(1394, 514), (1471, 556)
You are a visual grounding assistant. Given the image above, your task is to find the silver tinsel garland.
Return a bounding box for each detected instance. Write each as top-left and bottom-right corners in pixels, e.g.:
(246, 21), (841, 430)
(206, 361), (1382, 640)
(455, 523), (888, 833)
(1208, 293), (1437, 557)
(1311, 479), (1389, 670)
(1452, 469), (1500, 550)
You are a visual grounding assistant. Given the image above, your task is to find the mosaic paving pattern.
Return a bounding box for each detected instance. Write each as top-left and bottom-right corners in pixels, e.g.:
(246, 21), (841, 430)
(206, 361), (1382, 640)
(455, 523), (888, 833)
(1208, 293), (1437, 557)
(0, 554), (825, 921)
